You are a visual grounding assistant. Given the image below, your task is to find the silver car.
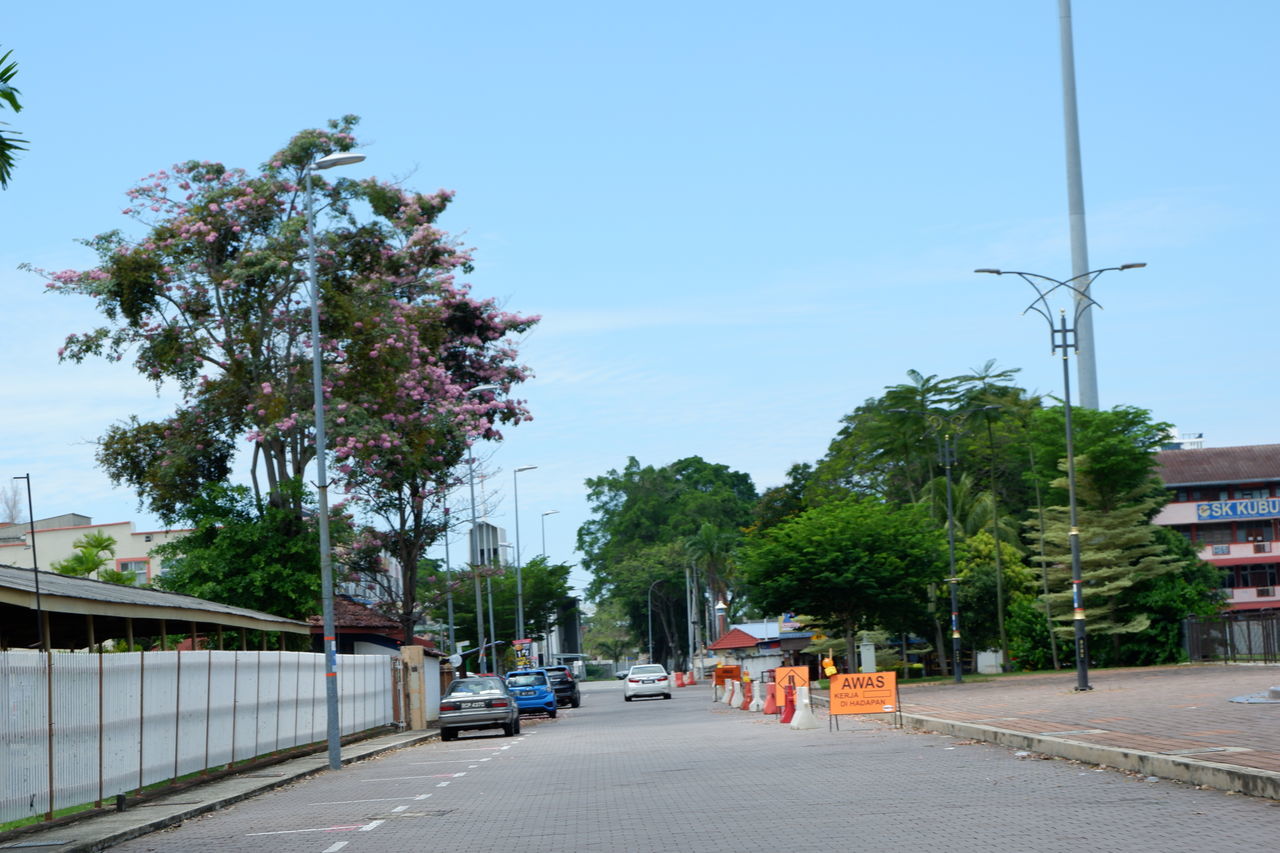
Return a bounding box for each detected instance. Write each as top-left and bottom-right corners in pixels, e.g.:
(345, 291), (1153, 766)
(438, 676), (521, 740)
(623, 664), (672, 701)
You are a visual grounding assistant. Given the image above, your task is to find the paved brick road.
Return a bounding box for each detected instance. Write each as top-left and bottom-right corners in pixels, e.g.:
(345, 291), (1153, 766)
(98, 673), (1278, 853)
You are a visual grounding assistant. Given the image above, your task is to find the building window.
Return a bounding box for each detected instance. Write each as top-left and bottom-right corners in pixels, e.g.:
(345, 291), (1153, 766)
(1234, 486), (1269, 500)
(1212, 544), (1231, 556)
(116, 559), (149, 584)
(1196, 525), (1232, 545)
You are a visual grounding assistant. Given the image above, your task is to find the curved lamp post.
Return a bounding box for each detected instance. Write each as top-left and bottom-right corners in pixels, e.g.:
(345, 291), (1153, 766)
(890, 405), (997, 682)
(305, 149), (365, 770)
(975, 263), (1145, 692)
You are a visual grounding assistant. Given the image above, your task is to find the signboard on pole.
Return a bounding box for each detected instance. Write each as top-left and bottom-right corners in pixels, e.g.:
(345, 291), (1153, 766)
(773, 665), (809, 707)
(829, 671), (898, 715)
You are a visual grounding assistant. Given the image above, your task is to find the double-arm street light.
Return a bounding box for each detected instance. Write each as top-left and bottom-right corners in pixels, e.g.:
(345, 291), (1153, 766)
(305, 150), (365, 770)
(513, 465), (537, 641)
(975, 263), (1145, 692)
(890, 405), (997, 683)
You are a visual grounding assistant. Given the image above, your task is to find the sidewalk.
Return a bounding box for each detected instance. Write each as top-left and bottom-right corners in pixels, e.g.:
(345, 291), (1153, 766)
(821, 663), (1280, 800)
(0, 728), (438, 853)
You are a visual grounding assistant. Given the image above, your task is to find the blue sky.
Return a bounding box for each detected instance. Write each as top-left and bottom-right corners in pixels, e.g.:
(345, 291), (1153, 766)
(4, 2), (1277, 598)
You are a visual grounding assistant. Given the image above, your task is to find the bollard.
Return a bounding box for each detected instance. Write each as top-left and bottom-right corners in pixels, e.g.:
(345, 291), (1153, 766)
(674, 671), (686, 688)
(780, 685), (796, 724)
(789, 686), (819, 730)
(762, 682), (779, 715)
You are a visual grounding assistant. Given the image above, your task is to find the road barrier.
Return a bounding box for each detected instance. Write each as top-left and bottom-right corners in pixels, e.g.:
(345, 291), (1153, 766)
(790, 686), (819, 730)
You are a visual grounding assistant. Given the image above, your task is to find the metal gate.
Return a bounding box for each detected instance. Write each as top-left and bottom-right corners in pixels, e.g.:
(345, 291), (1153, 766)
(1184, 612), (1280, 663)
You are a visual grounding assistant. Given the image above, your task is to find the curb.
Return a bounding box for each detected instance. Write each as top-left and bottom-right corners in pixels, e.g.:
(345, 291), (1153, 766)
(0, 730), (439, 853)
(897, 713), (1280, 801)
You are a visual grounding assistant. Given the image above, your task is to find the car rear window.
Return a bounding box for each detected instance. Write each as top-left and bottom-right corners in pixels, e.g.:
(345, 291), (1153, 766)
(507, 673), (547, 687)
(631, 665), (666, 675)
(447, 679), (504, 695)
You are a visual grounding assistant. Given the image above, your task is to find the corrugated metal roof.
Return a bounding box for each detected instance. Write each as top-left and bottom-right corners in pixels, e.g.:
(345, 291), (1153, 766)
(1156, 445), (1280, 486)
(0, 564), (309, 649)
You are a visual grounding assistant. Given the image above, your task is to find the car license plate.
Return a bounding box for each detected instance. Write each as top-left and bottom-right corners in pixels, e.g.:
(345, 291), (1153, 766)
(519, 689), (534, 696)
(642, 679), (656, 684)
(462, 701), (483, 709)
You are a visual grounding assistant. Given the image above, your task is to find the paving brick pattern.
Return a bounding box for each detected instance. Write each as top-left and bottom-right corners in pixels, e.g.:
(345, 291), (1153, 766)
(97, 671), (1280, 853)
(894, 664), (1280, 772)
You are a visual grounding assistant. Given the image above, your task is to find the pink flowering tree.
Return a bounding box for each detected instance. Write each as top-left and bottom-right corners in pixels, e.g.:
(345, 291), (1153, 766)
(34, 117), (537, 632)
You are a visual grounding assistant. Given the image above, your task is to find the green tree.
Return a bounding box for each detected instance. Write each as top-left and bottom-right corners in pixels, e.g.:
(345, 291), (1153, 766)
(955, 530), (1035, 652)
(51, 530), (119, 580)
(1026, 470), (1198, 664)
(583, 597), (637, 666)
(442, 555), (573, 658)
(152, 481), (331, 620)
(739, 497), (947, 666)
(0, 47), (24, 189)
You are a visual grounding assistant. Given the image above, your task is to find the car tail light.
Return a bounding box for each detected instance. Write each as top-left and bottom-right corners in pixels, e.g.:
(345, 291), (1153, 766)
(490, 699), (510, 708)
(440, 702), (460, 711)
(628, 678), (641, 683)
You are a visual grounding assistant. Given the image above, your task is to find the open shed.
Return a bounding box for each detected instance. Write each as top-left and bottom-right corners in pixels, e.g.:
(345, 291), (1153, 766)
(0, 564), (309, 650)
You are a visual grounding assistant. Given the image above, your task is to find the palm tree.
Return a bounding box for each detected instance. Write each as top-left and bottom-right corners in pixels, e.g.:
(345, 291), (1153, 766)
(51, 530), (119, 580)
(683, 523), (737, 640)
(0, 48), (26, 189)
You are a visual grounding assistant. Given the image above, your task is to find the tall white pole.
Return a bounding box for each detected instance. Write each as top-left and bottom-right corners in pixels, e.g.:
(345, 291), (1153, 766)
(1058, 0), (1097, 408)
(513, 466), (536, 640)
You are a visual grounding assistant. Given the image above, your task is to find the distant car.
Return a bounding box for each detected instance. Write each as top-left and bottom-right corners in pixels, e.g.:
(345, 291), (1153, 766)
(438, 676), (520, 741)
(544, 665), (581, 708)
(505, 669), (559, 717)
(623, 664), (672, 701)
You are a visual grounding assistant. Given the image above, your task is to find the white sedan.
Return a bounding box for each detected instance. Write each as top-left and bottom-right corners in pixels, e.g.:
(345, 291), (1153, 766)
(623, 664), (672, 700)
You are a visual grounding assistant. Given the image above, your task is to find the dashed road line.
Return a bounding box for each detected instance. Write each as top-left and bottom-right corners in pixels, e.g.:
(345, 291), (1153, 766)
(321, 843), (349, 853)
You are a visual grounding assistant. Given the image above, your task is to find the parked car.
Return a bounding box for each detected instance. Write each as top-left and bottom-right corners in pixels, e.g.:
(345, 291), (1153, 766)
(438, 676), (520, 741)
(505, 668), (559, 717)
(623, 664), (672, 701)
(544, 665), (581, 708)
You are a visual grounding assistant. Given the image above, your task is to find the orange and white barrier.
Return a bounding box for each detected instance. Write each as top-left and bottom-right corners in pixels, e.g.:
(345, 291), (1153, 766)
(686, 670), (697, 686)
(724, 679), (738, 707)
(748, 681), (764, 712)
(762, 683), (779, 715)
(674, 671), (686, 687)
(789, 685), (819, 730)
(739, 681), (752, 711)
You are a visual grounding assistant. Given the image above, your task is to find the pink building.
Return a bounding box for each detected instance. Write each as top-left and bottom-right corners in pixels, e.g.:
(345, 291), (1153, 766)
(1153, 444), (1280, 613)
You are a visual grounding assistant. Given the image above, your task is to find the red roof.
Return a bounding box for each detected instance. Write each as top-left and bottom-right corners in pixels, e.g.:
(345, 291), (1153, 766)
(308, 596), (400, 632)
(708, 628), (762, 651)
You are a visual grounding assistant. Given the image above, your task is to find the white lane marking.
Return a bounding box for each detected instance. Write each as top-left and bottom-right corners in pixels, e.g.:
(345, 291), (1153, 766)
(436, 781), (451, 787)
(360, 820), (385, 832)
(414, 794), (432, 800)
(452, 772), (467, 778)
(468, 765), (479, 768)
(246, 823), (365, 836)
(322, 843), (349, 853)
(362, 774), (457, 781)
(309, 796), (421, 805)
(391, 806), (408, 813)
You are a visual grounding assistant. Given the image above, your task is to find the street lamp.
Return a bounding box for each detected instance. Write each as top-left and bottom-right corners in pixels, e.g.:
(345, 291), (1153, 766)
(305, 149), (365, 770)
(647, 579), (664, 663)
(889, 405), (997, 683)
(12, 474), (44, 651)
(465, 384), (500, 674)
(976, 263), (1146, 692)
(540, 509), (559, 557)
(513, 465), (537, 640)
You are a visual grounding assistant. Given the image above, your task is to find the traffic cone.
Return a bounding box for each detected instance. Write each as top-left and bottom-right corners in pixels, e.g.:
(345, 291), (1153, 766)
(739, 681), (752, 710)
(686, 670), (697, 686)
(674, 671), (686, 687)
(780, 685), (796, 723)
(789, 686), (819, 730)
(762, 683), (778, 715)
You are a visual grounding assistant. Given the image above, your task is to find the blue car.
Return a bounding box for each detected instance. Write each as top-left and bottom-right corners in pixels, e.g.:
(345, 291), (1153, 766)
(505, 669), (558, 718)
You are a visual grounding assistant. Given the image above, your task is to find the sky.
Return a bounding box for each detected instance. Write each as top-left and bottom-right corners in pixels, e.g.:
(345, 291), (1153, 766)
(4, 2), (1278, 600)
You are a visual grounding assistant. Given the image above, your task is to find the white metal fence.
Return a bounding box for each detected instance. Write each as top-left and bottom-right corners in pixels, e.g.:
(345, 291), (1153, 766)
(0, 650), (392, 824)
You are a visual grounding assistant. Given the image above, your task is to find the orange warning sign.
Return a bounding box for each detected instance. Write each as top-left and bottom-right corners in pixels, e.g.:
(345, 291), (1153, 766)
(772, 665), (809, 707)
(828, 671), (897, 715)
